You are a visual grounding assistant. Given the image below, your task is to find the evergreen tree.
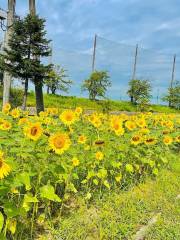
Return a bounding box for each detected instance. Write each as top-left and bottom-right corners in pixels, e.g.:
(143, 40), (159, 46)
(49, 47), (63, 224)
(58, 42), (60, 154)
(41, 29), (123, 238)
(0, 14), (51, 113)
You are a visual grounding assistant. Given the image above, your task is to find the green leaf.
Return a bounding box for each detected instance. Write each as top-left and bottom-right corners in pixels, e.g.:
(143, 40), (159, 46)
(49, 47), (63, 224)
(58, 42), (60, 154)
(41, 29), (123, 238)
(40, 184), (61, 202)
(14, 172), (31, 191)
(67, 183), (78, 193)
(0, 186), (10, 196)
(103, 180), (110, 189)
(97, 169), (107, 179)
(3, 203), (20, 218)
(0, 212), (4, 232)
(22, 194), (38, 212)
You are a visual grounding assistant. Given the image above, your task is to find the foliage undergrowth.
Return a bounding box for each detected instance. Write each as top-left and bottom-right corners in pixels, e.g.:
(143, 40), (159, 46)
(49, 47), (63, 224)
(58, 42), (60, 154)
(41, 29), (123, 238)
(0, 103), (179, 239)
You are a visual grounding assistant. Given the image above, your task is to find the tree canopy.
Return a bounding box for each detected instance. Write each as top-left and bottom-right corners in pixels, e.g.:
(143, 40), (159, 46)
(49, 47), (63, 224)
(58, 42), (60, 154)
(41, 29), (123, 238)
(82, 71), (111, 100)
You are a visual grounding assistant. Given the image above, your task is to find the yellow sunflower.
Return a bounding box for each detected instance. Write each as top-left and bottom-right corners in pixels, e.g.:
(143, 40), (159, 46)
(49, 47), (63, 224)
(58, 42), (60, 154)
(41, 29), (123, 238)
(24, 122), (43, 141)
(131, 135), (141, 145)
(60, 110), (77, 125)
(18, 118), (28, 126)
(75, 107), (83, 115)
(2, 103), (11, 114)
(72, 157), (80, 167)
(125, 120), (136, 131)
(136, 118), (146, 128)
(95, 151), (104, 161)
(0, 120), (12, 131)
(110, 118), (124, 135)
(11, 108), (20, 119)
(49, 133), (71, 154)
(175, 135), (180, 143)
(0, 151), (11, 179)
(163, 136), (173, 145)
(78, 135), (87, 144)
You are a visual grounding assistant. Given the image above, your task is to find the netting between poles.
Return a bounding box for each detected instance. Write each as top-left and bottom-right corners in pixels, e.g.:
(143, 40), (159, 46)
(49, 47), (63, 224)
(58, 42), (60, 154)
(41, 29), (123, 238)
(52, 35), (179, 104)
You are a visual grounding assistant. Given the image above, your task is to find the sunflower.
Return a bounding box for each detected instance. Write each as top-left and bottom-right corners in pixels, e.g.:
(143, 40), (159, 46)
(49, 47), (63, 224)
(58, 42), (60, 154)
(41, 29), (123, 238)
(0, 151), (11, 179)
(2, 103), (11, 114)
(11, 108), (20, 119)
(60, 110), (77, 125)
(49, 133), (71, 154)
(72, 157), (80, 167)
(39, 111), (48, 118)
(139, 128), (150, 135)
(136, 118), (146, 128)
(75, 107), (83, 115)
(110, 119), (124, 135)
(125, 120), (136, 131)
(95, 151), (104, 161)
(175, 135), (180, 143)
(163, 136), (173, 145)
(0, 120), (12, 131)
(24, 122), (43, 141)
(18, 118), (28, 126)
(131, 135), (141, 145)
(78, 135), (87, 144)
(88, 113), (102, 128)
(144, 137), (156, 145)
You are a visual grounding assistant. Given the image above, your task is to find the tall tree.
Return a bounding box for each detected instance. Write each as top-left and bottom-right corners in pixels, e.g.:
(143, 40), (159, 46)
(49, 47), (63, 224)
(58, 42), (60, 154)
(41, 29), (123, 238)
(82, 71), (111, 100)
(127, 79), (152, 104)
(45, 65), (72, 95)
(0, 14), (51, 113)
(162, 81), (180, 109)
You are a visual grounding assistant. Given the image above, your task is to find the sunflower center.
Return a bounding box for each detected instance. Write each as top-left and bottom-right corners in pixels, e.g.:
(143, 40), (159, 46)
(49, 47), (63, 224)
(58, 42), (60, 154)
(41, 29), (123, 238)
(31, 127), (38, 136)
(114, 123), (120, 130)
(146, 138), (154, 143)
(132, 136), (140, 141)
(54, 137), (65, 149)
(66, 114), (73, 121)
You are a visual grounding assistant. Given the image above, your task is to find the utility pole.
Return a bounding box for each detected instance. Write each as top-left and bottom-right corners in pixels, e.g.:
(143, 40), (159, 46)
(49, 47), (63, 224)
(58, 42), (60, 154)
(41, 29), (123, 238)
(2, 0), (16, 107)
(92, 34), (97, 72)
(47, 43), (53, 94)
(169, 54), (176, 107)
(132, 44), (138, 80)
(29, 0), (36, 15)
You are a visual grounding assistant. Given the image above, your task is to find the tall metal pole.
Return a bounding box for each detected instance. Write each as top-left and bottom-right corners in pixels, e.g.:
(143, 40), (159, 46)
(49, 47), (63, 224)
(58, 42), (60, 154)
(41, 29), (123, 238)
(132, 44), (138, 80)
(170, 54), (176, 89)
(169, 54), (176, 107)
(29, 0), (36, 15)
(2, 0), (16, 107)
(92, 34), (97, 72)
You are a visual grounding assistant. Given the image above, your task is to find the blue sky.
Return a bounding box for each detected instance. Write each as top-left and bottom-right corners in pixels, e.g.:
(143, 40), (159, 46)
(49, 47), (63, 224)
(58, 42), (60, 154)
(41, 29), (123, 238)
(1, 0), (180, 102)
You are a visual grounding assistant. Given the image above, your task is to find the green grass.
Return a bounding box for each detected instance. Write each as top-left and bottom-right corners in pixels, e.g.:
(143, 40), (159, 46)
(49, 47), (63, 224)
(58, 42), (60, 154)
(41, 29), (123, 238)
(44, 153), (180, 240)
(0, 87), (179, 113)
(26, 92), (179, 113)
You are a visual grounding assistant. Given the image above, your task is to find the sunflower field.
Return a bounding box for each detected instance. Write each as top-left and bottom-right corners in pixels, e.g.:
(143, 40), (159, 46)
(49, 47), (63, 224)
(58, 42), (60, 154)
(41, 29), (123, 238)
(0, 103), (179, 239)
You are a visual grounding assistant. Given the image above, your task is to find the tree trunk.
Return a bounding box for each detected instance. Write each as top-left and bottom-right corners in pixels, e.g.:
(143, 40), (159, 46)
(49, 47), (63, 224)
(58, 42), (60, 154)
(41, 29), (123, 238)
(22, 77), (28, 110)
(35, 79), (44, 114)
(2, 0), (16, 107)
(52, 88), (56, 94)
(47, 86), (49, 94)
(130, 96), (134, 103)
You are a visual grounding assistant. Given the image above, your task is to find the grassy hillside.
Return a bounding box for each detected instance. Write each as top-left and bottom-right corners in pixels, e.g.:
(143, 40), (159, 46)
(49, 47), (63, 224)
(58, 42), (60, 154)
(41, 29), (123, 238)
(27, 92), (179, 113)
(0, 88), (179, 113)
